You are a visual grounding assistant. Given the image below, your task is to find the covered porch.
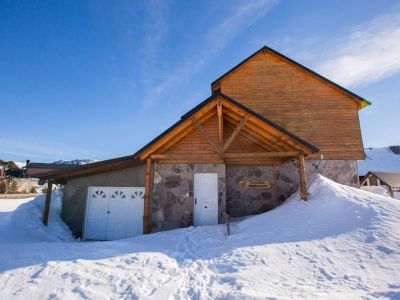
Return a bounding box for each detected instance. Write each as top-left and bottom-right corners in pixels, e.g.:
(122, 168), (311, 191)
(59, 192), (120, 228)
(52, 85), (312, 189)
(136, 93), (319, 233)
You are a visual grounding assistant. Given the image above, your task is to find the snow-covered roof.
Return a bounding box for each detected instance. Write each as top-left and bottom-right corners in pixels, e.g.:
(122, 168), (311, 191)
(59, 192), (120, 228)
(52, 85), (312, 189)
(358, 147), (400, 176)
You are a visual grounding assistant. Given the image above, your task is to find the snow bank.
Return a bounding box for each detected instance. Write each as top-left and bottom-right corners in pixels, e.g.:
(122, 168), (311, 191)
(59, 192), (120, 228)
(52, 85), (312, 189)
(0, 189), (74, 243)
(361, 185), (391, 197)
(1, 175), (400, 299)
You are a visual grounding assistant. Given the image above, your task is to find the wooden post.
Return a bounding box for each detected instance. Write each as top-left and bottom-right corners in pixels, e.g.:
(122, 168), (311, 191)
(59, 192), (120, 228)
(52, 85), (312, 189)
(389, 186), (394, 198)
(272, 161), (279, 207)
(222, 115), (247, 152)
(299, 153), (309, 200)
(217, 99), (223, 147)
(223, 212), (230, 236)
(43, 180), (53, 226)
(143, 158), (152, 234)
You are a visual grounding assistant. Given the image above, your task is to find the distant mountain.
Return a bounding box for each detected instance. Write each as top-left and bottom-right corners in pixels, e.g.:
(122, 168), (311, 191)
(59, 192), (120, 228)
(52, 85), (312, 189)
(52, 159), (97, 165)
(358, 146), (400, 176)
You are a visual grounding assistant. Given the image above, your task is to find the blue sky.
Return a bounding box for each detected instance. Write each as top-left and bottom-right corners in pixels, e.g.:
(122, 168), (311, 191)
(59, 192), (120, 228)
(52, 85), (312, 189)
(1, 0), (400, 162)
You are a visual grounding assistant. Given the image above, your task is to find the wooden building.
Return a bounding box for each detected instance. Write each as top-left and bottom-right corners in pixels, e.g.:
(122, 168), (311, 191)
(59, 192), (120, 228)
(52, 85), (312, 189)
(361, 171), (400, 199)
(37, 46), (370, 240)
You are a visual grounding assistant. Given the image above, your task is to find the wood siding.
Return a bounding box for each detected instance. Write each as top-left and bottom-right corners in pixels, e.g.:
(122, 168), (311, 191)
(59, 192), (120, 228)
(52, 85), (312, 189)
(217, 51), (365, 160)
(163, 114), (281, 165)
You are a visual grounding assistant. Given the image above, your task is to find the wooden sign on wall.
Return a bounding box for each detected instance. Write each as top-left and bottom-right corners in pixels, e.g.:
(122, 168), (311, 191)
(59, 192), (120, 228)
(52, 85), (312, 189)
(239, 180), (271, 188)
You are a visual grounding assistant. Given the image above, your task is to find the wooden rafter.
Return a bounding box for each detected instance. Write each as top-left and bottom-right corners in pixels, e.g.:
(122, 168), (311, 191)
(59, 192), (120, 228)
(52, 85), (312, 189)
(224, 119), (277, 152)
(191, 116), (223, 157)
(156, 109), (216, 154)
(138, 101), (217, 159)
(224, 113), (297, 152)
(224, 115), (286, 151)
(222, 115), (248, 152)
(221, 100), (306, 152)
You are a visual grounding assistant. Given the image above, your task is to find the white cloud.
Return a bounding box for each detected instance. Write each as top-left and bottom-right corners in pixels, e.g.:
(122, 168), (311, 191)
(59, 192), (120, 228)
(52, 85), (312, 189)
(316, 11), (400, 88)
(142, 0), (170, 72)
(142, 0), (279, 107)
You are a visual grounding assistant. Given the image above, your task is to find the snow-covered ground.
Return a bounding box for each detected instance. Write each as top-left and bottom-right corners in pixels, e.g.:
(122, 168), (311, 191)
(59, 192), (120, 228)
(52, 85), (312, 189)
(358, 147), (400, 176)
(1, 175), (400, 299)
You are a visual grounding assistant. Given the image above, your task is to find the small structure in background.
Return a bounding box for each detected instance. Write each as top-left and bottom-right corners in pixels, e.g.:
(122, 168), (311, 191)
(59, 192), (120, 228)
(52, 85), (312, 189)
(360, 171), (400, 200)
(0, 165), (5, 178)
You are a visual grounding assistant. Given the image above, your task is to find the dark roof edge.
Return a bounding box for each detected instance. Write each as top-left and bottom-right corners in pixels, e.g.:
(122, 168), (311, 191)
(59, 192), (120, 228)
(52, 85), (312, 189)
(133, 93), (219, 157)
(134, 92), (319, 157)
(36, 155), (138, 179)
(211, 45), (371, 108)
(27, 163), (76, 169)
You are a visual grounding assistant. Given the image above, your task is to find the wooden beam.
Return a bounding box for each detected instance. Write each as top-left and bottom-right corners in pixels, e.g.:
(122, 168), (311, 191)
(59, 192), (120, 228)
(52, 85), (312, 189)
(272, 161), (279, 207)
(143, 158), (152, 234)
(139, 101), (217, 159)
(217, 99), (223, 147)
(43, 180), (53, 226)
(299, 153), (309, 200)
(191, 116), (223, 157)
(156, 110), (216, 154)
(224, 121), (276, 152)
(222, 115), (248, 152)
(222, 100), (306, 152)
(224, 152), (299, 158)
(224, 114), (294, 152)
(151, 154), (221, 160)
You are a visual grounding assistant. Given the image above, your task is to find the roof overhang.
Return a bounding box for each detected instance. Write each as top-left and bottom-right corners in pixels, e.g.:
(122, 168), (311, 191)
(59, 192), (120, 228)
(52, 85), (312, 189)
(36, 155), (143, 184)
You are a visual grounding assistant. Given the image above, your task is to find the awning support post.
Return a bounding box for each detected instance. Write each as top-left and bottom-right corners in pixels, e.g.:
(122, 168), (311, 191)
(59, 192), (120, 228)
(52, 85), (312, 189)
(143, 158), (152, 234)
(43, 180), (53, 226)
(299, 153), (309, 200)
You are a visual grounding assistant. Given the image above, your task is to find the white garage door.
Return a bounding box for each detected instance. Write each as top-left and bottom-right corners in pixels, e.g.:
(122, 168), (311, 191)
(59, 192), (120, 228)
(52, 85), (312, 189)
(83, 186), (145, 240)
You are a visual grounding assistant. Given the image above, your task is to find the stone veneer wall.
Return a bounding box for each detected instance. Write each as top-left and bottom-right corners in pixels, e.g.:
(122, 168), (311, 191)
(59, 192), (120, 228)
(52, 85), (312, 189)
(226, 166), (277, 217)
(276, 159), (359, 200)
(225, 160), (359, 218)
(151, 160), (358, 228)
(151, 163), (226, 232)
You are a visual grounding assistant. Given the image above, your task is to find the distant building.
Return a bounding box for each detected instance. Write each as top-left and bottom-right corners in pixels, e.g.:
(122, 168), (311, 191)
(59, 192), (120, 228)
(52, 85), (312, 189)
(361, 171), (400, 200)
(0, 165), (5, 178)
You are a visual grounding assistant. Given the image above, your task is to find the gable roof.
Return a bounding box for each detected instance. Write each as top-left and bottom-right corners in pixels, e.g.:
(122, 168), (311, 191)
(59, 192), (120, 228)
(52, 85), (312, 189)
(134, 92), (319, 159)
(365, 171), (400, 188)
(211, 46), (371, 110)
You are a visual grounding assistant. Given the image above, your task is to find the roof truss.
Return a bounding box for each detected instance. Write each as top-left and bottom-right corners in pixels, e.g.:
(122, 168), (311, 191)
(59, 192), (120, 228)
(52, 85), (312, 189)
(137, 93), (318, 161)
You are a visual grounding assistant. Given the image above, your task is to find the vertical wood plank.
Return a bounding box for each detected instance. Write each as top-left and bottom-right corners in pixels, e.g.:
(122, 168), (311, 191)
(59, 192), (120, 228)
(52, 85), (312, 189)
(143, 158), (152, 234)
(43, 181), (53, 226)
(217, 99), (223, 147)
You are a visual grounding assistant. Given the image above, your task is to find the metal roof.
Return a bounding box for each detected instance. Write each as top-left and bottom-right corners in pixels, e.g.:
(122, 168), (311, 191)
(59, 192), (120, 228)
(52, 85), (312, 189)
(370, 172), (400, 188)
